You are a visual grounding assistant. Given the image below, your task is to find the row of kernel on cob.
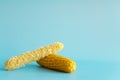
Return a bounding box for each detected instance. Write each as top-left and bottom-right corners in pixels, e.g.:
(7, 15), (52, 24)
(5, 42), (76, 73)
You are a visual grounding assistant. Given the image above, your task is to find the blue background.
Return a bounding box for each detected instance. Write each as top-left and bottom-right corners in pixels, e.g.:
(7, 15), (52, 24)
(0, 0), (120, 80)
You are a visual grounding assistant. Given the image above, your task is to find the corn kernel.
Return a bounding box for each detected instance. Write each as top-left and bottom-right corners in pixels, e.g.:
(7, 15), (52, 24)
(37, 54), (76, 73)
(5, 42), (64, 70)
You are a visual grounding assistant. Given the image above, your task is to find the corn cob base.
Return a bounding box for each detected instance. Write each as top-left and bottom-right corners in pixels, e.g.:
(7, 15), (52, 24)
(37, 54), (76, 73)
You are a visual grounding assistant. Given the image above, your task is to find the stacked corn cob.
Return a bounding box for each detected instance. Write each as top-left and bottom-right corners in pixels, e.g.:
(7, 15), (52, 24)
(5, 42), (76, 73)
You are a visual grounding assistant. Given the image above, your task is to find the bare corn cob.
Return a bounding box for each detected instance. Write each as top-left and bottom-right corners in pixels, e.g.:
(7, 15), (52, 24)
(37, 54), (76, 73)
(5, 42), (64, 70)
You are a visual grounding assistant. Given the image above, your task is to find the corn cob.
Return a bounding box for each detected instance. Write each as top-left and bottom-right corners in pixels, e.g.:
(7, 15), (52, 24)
(37, 54), (76, 73)
(5, 42), (64, 70)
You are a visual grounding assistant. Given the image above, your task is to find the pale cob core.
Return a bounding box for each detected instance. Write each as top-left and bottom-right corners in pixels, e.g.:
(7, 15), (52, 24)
(5, 42), (64, 70)
(37, 54), (76, 73)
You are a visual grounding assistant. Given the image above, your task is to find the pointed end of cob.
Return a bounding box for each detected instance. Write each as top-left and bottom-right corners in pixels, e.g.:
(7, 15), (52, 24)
(54, 42), (64, 51)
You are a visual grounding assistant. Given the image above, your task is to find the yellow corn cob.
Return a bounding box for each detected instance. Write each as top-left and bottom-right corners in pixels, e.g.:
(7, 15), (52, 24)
(5, 42), (64, 70)
(37, 54), (76, 73)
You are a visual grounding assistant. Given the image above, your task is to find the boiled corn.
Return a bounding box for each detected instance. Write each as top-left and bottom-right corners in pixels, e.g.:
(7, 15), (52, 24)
(37, 54), (76, 73)
(5, 42), (64, 70)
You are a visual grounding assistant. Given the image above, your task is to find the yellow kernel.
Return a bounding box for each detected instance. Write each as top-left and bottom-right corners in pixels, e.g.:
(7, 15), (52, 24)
(37, 54), (76, 73)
